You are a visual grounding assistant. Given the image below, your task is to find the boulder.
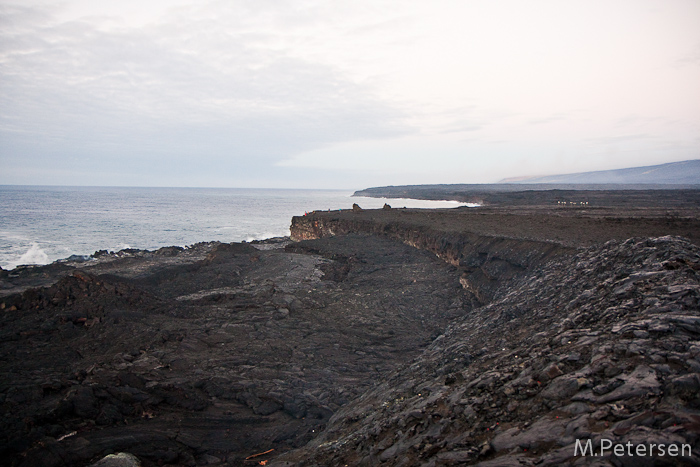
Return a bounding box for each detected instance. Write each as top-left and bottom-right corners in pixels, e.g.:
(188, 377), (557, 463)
(88, 452), (141, 467)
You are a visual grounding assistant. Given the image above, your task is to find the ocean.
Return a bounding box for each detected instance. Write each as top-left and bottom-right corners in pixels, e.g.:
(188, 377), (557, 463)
(0, 186), (469, 270)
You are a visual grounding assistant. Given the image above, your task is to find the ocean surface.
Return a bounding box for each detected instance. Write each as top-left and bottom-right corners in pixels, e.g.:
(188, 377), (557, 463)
(0, 186), (470, 270)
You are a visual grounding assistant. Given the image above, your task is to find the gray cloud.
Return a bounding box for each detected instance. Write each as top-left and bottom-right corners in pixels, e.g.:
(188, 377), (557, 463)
(0, 2), (412, 184)
(2, 0), (699, 188)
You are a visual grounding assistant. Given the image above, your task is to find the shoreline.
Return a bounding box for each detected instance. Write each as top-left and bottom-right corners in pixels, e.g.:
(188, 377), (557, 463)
(0, 186), (474, 272)
(1, 200), (699, 466)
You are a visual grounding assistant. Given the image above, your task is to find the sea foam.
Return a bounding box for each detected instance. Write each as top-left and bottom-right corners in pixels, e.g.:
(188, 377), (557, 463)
(16, 242), (50, 267)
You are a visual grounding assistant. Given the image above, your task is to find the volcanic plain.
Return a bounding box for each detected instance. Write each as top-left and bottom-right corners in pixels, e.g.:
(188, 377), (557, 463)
(1, 189), (699, 466)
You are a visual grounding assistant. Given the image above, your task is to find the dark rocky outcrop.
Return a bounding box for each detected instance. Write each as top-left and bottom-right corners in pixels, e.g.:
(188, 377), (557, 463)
(273, 236), (700, 466)
(0, 237), (467, 466)
(290, 207), (700, 305)
(88, 452), (141, 467)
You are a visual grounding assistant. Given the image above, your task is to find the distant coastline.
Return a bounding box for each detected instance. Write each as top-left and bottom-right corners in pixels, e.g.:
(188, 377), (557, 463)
(353, 184), (700, 207)
(354, 159), (700, 203)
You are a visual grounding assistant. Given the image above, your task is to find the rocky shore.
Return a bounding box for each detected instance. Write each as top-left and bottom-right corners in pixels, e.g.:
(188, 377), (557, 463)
(0, 235), (467, 466)
(1, 200), (700, 466)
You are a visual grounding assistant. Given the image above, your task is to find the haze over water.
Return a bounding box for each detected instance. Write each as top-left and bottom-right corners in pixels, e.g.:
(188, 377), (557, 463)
(0, 186), (469, 270)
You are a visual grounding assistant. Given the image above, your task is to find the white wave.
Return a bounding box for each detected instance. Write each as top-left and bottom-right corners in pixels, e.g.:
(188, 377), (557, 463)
(352, 196), (480, 209)
(16, 242), (50, 267)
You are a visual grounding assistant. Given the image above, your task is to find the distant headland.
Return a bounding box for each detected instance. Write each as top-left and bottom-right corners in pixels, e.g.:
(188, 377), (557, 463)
(353, 160), (700, 206)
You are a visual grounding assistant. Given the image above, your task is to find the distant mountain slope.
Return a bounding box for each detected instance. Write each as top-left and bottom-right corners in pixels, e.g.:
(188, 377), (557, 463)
(500, 159), (700, 184)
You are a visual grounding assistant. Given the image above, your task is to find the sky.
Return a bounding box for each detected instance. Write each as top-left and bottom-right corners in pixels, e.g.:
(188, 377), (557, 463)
(1, 0), (699, 189)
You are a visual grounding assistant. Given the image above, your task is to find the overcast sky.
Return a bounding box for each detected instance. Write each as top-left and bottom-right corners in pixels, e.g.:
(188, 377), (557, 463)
(1, 0), (699, 189)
